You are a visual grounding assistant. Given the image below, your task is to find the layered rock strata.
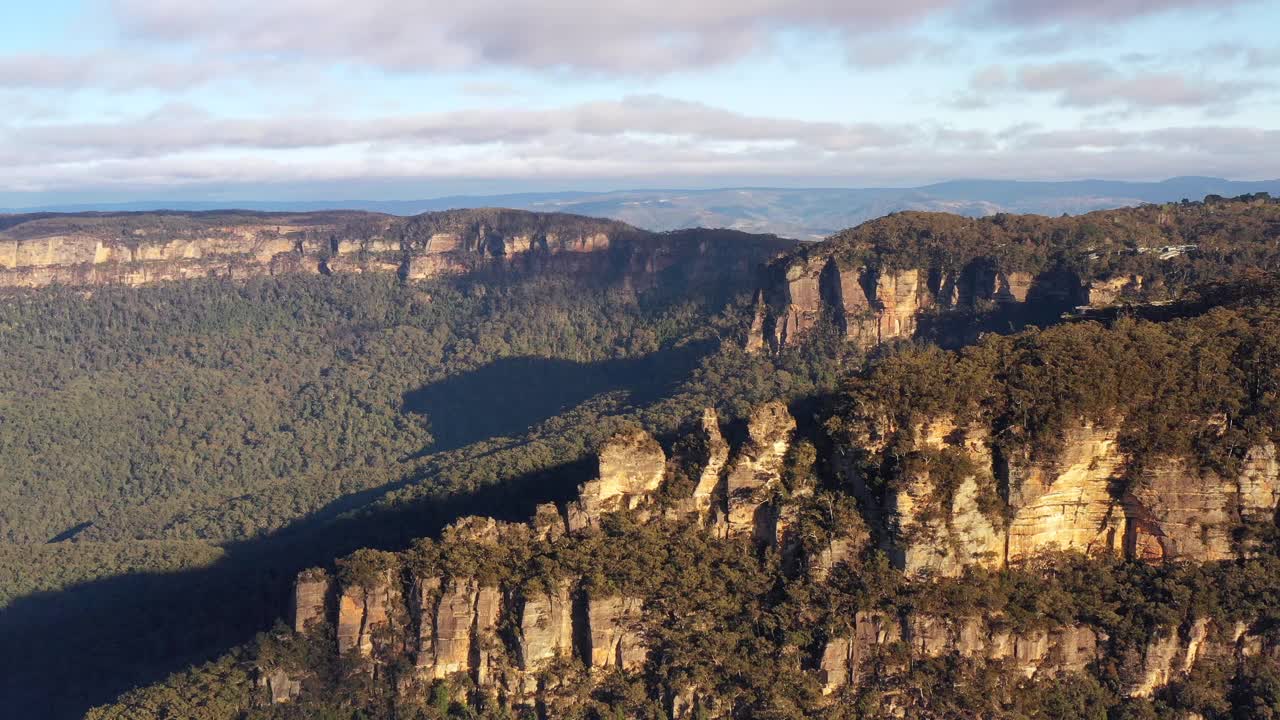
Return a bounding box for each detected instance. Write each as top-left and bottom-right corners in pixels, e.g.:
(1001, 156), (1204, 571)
(275, 403), (1278, 716)
(0, 209), (794, 291)
(837, 410), (1280, 576)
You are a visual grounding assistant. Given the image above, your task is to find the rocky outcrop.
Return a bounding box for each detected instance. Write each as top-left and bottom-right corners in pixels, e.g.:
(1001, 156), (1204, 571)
(336, 568), (405, 663)
(585, 595), (648, 672)
(750, 251), (1087, 352)
(820, 611), (1103, 694)
(689, 409), (730, 518)
(887, 418), (1004, 575)
(567, 427), (667, 531)
(280, 401), (1276, 715)
(1004, 423), (1128, 562)
(257, 668), (303, 704)
(515, 580), (575, 686)
(1240, 443), (1280, 524)
(292, 568), (333, 633)
(0, 208), (794, 292)
(723, 401), (796, 541)
(840, 414), (1280, 576)
(732, 202), (1280, 352)
(284, 405), (791, 708)
(1123, 618), (1274, 697)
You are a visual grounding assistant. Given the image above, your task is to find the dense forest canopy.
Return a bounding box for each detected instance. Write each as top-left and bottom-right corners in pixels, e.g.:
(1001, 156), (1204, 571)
(4, 198), (1279, 719)
(796, 195), (1280, 292)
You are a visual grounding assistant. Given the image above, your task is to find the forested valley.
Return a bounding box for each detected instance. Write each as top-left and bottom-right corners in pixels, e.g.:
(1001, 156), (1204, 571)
(3, 197), (1279, 720)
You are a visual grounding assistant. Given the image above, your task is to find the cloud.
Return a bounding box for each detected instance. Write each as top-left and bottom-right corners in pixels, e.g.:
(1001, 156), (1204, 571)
(1003, 124), (1280, 156)
(970, 61), (1267, 110)
(997, 27), (1117, 56)
(977, 0), (1256, 26)
(2, 95), (919, 165)
(8, 124), (1278, 194)
(3, 91), (1277, 192)
(844, 35), (956, 68)
(104, 0), (1261, 76)
(108, 0), (953, 75)
(1018, 61), (1262, 108)
(0, 51), (268, 91)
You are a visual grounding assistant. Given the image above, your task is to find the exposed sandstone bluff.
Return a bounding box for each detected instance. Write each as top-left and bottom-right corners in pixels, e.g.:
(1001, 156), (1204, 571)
(833, 414), (1279, 577)
(0, 208), (795, 290)
(271, 403), (1279, 716)
(746, 197), (1280, 351)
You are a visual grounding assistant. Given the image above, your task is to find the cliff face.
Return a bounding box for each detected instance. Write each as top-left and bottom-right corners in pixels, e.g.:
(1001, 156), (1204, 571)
(746, 198), (1280, 351)
(749, 252), (1083, 352)
(0, 209), (794, 292)
(836, 409), (1280, 577)
(266, 402), (1279, 715)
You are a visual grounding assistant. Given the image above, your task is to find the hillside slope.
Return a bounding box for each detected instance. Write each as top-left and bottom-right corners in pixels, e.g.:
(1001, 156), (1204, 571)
(747, 194), (1280, 351)
(91, 281), (1280, 720)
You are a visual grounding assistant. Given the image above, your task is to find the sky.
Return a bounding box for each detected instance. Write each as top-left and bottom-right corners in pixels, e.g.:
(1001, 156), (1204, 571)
(2, 0), (1278, 205)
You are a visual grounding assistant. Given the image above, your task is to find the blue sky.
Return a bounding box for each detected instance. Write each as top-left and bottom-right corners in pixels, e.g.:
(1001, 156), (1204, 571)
(2, 0), (1278, 205)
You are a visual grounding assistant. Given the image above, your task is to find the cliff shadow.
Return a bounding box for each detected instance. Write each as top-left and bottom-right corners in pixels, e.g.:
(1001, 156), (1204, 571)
(402, 341), (714, 453)
(915, 270), (1089, 349)
(0, 456), (596, 720)
(0, 341), (717, 719)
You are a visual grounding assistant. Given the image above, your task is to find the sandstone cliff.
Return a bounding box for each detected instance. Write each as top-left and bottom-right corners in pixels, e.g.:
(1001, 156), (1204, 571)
(746, 198), (1280, 351)
(266, 402), (1279, 716)
(0, 208), (793, 292)
(835, 409), (1280, 577)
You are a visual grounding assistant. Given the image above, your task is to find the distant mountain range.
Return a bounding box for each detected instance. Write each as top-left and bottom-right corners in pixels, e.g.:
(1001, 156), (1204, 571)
(6, 177), (1278, 240)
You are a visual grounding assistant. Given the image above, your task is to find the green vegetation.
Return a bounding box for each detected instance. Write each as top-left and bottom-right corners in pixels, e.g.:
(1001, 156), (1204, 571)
(85, 521), (1280, 720)
(8, 199), (1280, 719)
(816, 195), (1280, 291)
(830, 282), (1280, 495)
(0, 248), (851, 718)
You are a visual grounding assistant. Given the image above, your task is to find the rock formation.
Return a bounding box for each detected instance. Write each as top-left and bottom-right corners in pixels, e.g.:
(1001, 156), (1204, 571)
(292, 568), (332, 633)
(688, 408), (730, 518)
(738, 201), (1280, 353)
(885, 417), (1004, 575)
(567, 427), (667, 531)
(585, 595), (648, 671)
(336, 567), (405, 662)
(723, 401), (796, 542)
(837, 412), (1280, 576)
(0, 208), (794, 291)
(514, 579), (575, 691)
(270, 401), (1278, 715)
(750, 251), (1086, 352)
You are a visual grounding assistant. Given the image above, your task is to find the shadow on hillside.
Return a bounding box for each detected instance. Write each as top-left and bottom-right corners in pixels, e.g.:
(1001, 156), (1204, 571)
(0, 459), (596, 719)
(0, 344), (712, 720)
(402, 342), (713, 453)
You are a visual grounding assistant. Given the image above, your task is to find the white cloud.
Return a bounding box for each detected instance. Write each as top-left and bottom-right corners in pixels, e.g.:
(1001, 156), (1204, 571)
(3, 91), (1277, 192)
(104, 0), (1260, 76)
(4, 96), (918, 161)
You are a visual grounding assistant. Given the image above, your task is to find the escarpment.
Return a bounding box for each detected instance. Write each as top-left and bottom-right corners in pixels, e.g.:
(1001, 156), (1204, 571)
(748, 196), (1280, 351)
(262, 394), (1279, 716)
(835, 409), (1279, 577)
(0, 208), (794, 291)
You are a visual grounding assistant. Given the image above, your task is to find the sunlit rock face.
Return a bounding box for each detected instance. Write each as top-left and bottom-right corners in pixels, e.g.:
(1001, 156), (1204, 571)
(0, 208), (794, 291)
(278, 399), (1278, 714)
(724, 401), (796, 542)
(586, 595), (648, 672)
(689, 408), (731, 518)
(1004, 423), (1128, 561)
(836, 408), (1280, 576)
(515, 579), (575, 689)
(887, 417), (1004, 576)
(336, 568), (405, 663)
(567, 427), (667, 531)
(292, 569), (332, 634)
